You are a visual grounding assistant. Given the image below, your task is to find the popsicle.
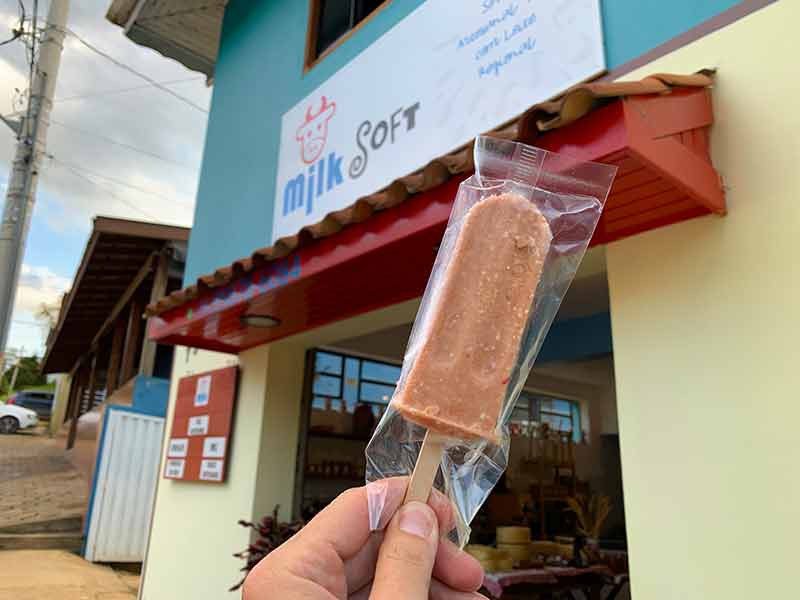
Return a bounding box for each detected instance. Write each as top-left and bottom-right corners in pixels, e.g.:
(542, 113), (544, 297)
(395, 192), (552, 503)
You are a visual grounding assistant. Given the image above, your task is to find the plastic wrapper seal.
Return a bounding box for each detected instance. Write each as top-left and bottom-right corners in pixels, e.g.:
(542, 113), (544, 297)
(364, 135), (617, 545)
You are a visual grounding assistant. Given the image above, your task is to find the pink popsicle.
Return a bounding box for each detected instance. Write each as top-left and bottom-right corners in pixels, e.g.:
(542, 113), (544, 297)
(394, 193), (552, 443)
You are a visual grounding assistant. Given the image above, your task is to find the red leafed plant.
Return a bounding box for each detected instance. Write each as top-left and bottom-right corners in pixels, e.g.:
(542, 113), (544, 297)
(230, 505), (304, 591)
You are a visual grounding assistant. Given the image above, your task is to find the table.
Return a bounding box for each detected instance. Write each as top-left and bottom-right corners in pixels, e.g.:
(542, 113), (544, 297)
(482, 566), (629, 599)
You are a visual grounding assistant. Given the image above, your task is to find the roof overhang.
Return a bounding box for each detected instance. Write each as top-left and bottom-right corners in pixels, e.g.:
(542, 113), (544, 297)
(106, 0), (226, 79)
(42, 217), (190, 373)
(147, 87), (724, 353)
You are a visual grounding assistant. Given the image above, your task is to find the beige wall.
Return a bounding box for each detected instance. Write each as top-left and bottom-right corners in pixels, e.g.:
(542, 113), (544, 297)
(606, 2), (799, 598)
(139, 347), (243, 600)
(249, 341), (305, 523)
(139, 301), (419, 600)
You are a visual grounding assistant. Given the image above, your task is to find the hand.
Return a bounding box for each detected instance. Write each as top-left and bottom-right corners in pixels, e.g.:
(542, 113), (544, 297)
(242, 478), (487, 599)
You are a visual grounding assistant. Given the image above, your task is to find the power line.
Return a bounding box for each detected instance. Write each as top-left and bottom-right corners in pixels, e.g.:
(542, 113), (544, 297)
(49, 119), (198, 170)
(53, 160), (161, 221)
(51, 158), (194, 207)
(61, 27), (209, 114)
(0, 30), (22, 48)
(53, 77), (204, 104)
(29, 0), (39, 104)
(12, 320), (45, 327)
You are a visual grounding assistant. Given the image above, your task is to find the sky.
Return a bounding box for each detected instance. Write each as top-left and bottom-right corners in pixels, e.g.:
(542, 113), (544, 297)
(0, 0), (213, 357)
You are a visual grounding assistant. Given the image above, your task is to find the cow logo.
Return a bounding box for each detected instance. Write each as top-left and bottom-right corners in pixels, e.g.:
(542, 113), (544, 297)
(296, 96), (336, 165)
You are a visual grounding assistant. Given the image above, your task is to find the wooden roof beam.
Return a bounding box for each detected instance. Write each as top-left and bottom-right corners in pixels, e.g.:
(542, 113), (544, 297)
(90, 252), (156, 351)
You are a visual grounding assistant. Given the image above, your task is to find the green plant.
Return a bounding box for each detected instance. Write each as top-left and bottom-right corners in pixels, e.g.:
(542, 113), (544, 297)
(564, 494), (611, 540)
(1, 356), (46, 393)
(230, 505), (304, 592)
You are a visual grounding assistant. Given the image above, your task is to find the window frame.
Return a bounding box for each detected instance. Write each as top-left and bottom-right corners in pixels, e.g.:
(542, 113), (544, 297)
(303, 0), (393, 73)
(310, 348), (401, 414)
(512, 390), (583, 442)
(294, 348), (403, 518)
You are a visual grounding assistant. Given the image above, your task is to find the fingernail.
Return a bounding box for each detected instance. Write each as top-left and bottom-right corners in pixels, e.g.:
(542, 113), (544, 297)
(398, 502), (435, 539)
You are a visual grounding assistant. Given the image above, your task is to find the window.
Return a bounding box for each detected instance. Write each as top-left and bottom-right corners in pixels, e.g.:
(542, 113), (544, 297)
(305, 0), (388, 69)
(311, 350), (401, 418)
(512, 392), (582, 442)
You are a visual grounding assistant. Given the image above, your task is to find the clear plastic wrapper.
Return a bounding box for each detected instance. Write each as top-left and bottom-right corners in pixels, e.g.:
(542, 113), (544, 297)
(365, 135), (617, 545)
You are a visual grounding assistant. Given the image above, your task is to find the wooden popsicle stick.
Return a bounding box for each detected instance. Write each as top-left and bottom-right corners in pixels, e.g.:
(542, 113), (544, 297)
(404, 431), (445, 504)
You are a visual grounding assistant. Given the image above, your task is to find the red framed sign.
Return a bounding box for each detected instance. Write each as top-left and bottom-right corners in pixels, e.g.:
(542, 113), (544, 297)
(163, 365), (238, 483)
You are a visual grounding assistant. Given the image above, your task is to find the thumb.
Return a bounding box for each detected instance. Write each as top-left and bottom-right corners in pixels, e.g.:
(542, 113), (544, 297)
(369, 501), (439, 600)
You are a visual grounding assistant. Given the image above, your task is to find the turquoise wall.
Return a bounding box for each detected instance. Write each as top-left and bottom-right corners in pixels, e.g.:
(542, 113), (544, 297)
(185, 0), (743, 282)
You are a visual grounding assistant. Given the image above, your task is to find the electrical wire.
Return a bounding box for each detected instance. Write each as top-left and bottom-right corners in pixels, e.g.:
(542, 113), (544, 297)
(61, 27), (209, 114)
(53, 160), (161, 221)
(12, 320), (45, 327)
(49, 119), (197, 170)
(0, 30), (22, 47)
(53, 77), (204, 104)
(24, 0), (39, 140)
(51, 158), (194, 208)
(67, 164), (192, 206)
(30, 1), (38, 77)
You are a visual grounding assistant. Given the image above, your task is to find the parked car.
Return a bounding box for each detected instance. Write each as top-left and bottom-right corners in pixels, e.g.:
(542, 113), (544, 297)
(0, 403), (38, 434)
(7, 390), (55, 418)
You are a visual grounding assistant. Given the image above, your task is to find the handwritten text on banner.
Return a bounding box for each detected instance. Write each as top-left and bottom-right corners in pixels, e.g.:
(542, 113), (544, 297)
(273, 0), (605, 240)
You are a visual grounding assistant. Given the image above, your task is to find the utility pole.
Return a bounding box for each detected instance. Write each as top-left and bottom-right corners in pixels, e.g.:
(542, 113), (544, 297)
(0, 1), (70, 366)
(8, 347), (25, 391)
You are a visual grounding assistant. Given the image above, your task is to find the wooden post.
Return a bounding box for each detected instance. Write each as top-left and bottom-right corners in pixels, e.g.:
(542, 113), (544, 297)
(64, 373), (78, 425)
(139, 250), (169, 377)
(66, 362), (87, 450)
(105, 316), (126, 397)
(119, 295), (145, 386)
(85, 353), (98, 412)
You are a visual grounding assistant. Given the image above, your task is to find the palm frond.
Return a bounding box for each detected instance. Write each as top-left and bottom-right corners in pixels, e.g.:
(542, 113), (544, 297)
(564, 493), (612, 538)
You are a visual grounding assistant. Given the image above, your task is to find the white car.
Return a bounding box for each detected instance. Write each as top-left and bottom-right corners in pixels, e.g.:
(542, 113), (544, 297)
(0, 403), (38, 434)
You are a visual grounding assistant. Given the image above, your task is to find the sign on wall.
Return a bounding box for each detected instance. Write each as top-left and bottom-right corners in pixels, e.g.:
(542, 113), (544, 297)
(273, 0), (605, 240)
(164, 366), (238, 483)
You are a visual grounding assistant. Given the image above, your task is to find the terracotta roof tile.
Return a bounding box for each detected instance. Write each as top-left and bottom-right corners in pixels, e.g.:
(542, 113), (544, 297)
(147, 70), (714, 317)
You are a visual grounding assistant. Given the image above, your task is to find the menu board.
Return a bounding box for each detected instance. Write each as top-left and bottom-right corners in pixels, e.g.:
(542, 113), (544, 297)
(163, 366), (238, 483)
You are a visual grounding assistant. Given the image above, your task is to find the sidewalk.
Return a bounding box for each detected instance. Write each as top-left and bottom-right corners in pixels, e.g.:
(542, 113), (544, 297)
(0, 550), (138, 600)
(0, 428), (87, 534)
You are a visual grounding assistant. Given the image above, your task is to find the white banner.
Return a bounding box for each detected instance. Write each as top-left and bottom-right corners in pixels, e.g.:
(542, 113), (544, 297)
(273, 0), (605, 240)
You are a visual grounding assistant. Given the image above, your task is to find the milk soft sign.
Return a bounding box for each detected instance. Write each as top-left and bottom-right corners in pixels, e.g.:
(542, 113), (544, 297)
(273, 0), (605, 241)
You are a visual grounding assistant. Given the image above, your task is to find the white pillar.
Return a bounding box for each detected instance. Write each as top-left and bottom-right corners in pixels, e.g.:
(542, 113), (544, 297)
(249, 341), (306, 522)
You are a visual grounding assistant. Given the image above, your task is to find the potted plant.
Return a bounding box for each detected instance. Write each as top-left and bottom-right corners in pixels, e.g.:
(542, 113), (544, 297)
(564, 494), (611, 566)
(230, 506), (304, 591)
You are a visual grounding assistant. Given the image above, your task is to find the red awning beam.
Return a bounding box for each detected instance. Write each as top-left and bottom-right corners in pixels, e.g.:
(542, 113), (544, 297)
(148, 88), (723, 354)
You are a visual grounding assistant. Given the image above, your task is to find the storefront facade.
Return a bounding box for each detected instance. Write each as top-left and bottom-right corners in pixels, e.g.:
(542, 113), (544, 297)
(106, 1), (797, 599)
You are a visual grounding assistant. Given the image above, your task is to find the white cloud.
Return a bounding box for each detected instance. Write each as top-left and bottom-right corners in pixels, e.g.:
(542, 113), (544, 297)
(14, 263), (71, 314)
(5, 313), (48, 357)
(0, 0), (212, 230)
(6, 264), (71, 356)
